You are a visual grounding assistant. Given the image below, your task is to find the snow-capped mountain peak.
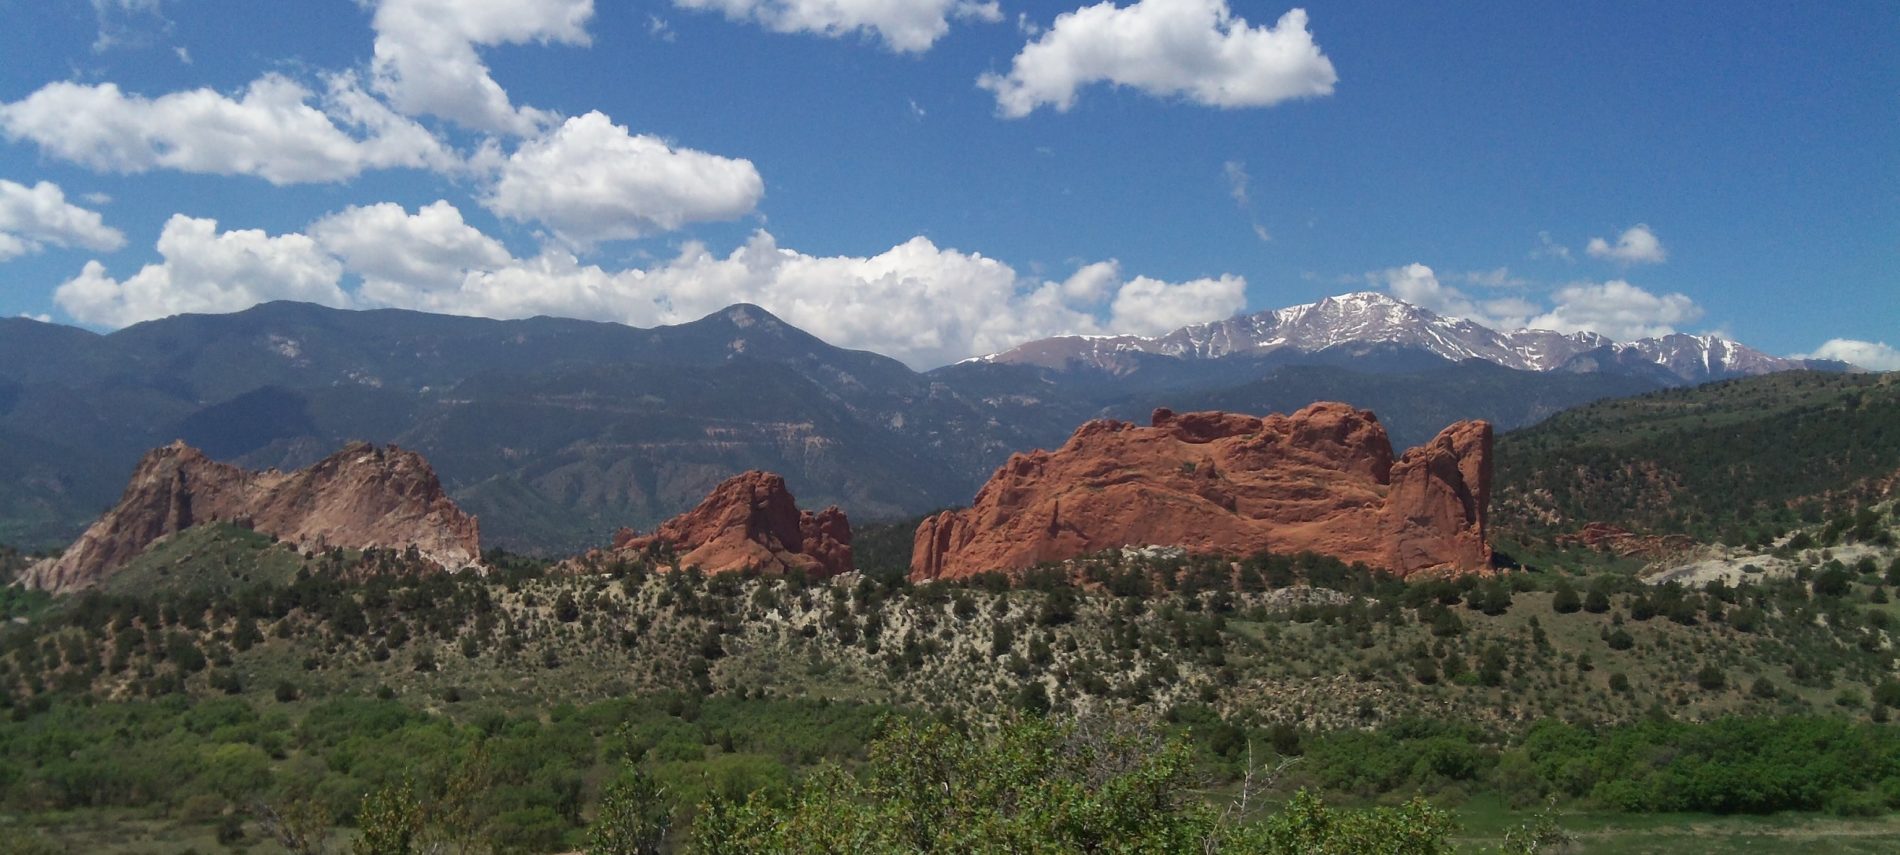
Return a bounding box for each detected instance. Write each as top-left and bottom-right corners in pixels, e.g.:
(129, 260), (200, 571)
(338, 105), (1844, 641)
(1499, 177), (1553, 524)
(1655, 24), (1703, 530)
(976, 292), (1802, 383)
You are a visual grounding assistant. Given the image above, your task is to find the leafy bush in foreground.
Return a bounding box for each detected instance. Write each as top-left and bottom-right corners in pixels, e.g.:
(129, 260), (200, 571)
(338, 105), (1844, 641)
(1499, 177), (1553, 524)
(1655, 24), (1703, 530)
(685, 715), (1461, 854)
(1522, 715), (1900, 814)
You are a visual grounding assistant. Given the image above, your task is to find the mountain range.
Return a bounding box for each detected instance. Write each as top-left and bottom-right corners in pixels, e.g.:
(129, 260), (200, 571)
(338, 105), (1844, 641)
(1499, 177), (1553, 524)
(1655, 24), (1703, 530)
(977, 291), (1819, 383)
(0, 293), (1850, 553)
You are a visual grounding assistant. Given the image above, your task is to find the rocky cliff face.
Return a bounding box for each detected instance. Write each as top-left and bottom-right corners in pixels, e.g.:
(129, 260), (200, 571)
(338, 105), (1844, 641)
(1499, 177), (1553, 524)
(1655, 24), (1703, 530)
(911, 403), (1491, 582)
(19, 441), (481, 593)
(599, 471), (853, 578)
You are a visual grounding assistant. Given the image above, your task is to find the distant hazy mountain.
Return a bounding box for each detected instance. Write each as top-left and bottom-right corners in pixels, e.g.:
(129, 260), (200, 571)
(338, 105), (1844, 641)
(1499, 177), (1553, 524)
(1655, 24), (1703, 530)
(0, 302), (1022, 552)
(0, 297), (1806, 554)
(975, 291), (1827, 384)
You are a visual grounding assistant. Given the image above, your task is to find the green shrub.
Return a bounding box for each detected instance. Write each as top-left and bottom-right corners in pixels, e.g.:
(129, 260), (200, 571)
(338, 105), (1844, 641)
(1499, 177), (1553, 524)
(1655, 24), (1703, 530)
(1824, 787), (1884, 818)
(353, 783), (422, 855)
(1551, 582), (1581, 614)
(587, 767), (670, 855)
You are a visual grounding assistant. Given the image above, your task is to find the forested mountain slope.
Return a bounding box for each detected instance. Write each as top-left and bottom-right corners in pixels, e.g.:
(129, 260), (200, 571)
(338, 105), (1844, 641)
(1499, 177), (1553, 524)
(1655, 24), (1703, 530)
(1494, 371), (1900, 544)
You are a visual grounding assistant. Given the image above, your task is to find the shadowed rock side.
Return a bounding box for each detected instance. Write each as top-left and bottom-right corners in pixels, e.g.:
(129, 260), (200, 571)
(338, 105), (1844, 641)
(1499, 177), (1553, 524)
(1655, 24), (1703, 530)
(593, 471), (853, 578)
(19, 441), (482, 593)
(911, 404), (1491, 582)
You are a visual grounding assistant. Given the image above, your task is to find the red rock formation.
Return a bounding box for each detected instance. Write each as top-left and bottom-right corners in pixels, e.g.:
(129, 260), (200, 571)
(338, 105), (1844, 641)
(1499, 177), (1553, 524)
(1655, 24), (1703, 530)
(601, 471), (852, 577)
(1555, 522), (1695, 560)
(799, 506), (855, 578)
(911, 403), (1492, 582)
(20, 441), (481, 593)
(1384, 419), (1492, 574)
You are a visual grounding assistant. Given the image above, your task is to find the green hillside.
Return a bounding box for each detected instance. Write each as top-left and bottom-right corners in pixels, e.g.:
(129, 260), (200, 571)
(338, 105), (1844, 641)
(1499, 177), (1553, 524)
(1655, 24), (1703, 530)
(7, 365), (1900, 852)
(1495, 371), (1900, 545)
(5, 528), (1900, 849)
(93, 524), (320, 597)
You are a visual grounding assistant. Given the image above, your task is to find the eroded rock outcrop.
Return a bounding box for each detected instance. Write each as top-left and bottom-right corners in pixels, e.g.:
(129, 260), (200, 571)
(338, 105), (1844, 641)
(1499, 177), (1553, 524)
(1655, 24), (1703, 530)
(593, 471), (852, 577)
(20, 441), (481, 593)
(911, 403), (1491, 582)
(1555, 522), (1696, 560)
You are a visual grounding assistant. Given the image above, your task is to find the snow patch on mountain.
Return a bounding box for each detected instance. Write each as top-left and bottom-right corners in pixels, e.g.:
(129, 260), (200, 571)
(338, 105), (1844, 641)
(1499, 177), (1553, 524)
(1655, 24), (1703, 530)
(977, 291), (1803, 383)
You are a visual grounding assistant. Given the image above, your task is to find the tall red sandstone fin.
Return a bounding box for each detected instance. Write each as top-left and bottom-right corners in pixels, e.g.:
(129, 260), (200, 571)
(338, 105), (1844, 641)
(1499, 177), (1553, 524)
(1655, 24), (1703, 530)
(1381, 420), (1492, 575)
(909, 405), (1492, 582)
(20, 440), (482, 593)
(609, 470), (853, 578)
(910, 511), (968, 582)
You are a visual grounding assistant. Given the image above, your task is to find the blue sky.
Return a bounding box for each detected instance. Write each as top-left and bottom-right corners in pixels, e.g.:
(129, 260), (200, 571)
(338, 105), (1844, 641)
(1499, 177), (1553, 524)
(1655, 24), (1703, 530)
(1, 0), (1894, 369)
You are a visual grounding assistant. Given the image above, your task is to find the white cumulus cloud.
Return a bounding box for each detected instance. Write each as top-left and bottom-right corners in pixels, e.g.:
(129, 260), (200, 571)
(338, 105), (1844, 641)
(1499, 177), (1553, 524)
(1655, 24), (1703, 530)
(484, 111), (764, 245)
(1528, 280), (1701, 341)
(1108, 271), (1246, 336)
(367, 0), (593, 135)
(1797, 339), (1900, 371)
(55, 200), (1245, 367)
(0, 75), (456, 184)
(309, 200), (512, 305)
(1376, 263), (1534, 330)
(81, 200), (1238, 368)
(0, 179), (127, 261)
(675, 0), (1001, 53)
(348, 214), (1245, 367)
(1380, 261), (1711, 343)
(55, 214), (347, 327)
(1586, 223), (1667, 265)
(979, 0), (1336, 118)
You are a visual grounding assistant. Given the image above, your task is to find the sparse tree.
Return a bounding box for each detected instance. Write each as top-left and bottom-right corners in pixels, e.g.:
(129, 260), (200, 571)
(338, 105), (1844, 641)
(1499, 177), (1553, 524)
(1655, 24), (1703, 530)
(587, 768), (671, 855)
(256, 790), (333, 855)
(354, 782), (423, 855)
